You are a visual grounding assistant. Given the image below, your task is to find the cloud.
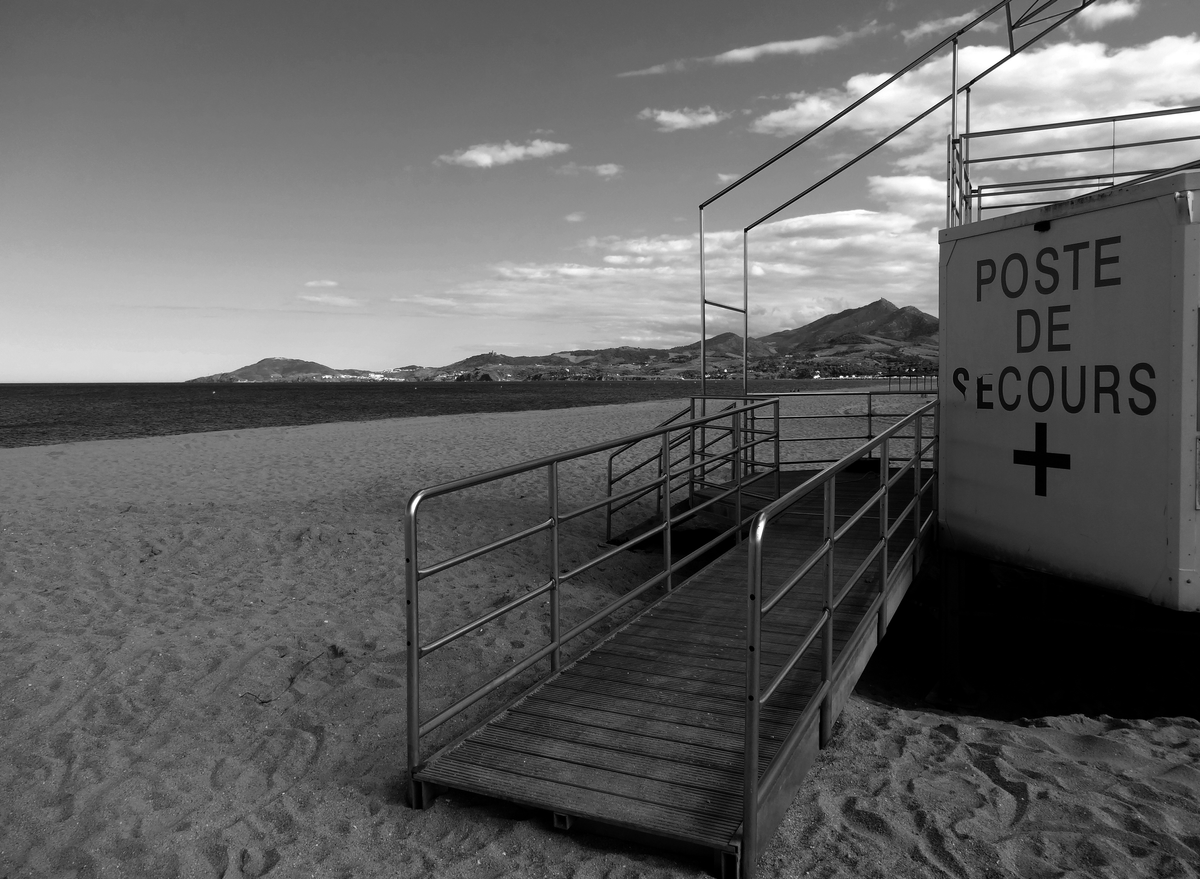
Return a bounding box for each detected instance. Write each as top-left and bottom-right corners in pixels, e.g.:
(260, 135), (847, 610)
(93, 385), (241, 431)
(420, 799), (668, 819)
(556, 162), (624, 179)
(618, 24), (876, 77)
(901, 12), (997, 43)
(638, 107), (730, 131)
(1078, 0), (1141, 30)
(304, 280), (339, 288)
(388, 209), (940, 349)
(298, 293), (364, 307)
(564, 212), (585, 223)
(868, 175), (947, 221)
(436, 139), (570, 168)
(717, 172), (740, 184)
(751, 35), (1200, 145)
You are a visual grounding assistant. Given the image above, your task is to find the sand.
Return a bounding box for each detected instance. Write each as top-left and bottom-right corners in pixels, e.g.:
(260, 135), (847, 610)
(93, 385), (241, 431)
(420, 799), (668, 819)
(2, 399), (1197, 878)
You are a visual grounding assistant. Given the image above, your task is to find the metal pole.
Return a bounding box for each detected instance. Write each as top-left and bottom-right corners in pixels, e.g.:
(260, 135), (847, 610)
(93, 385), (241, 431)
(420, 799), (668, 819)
(878, 437), (890, 641)
(662, 431), (674, 591)
(743, 517), (765, 879)
(733, 411), (744, 543)
(548, 462), (561, 673)
(964, 87), (972, 222)
(605, 455), (614, 544)
(867, 392), (874, 452)
(820, 479), (835, 747)
(773, 399), (781, 501)
(913, 413), (923, 557)
(742, 229), (749, 397)
(700, 208), (707, 398)
(405, 496), (422, 805)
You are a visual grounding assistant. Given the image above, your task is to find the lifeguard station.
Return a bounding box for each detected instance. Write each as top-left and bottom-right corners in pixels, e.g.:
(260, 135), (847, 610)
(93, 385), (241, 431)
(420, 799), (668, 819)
(404, 3), (1199, 876)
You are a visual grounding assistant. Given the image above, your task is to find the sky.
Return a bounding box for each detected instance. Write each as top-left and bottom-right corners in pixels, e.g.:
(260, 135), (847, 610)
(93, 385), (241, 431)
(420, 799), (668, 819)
(2, 0), (1198, 381)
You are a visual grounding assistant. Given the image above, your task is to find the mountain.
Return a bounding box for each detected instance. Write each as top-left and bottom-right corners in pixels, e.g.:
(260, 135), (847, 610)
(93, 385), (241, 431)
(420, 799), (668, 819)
(760, 299), (937, 353)
(185, 357), (394, 383)
(186, 299), (937, 382)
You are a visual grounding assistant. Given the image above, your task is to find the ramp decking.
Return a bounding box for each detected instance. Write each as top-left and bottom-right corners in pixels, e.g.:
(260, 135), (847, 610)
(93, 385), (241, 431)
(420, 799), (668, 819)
(413, 466), (931, 876)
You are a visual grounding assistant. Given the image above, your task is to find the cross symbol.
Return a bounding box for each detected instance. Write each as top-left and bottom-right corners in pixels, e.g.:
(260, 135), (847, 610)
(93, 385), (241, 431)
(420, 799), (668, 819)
(1012, 422), (1071, 497)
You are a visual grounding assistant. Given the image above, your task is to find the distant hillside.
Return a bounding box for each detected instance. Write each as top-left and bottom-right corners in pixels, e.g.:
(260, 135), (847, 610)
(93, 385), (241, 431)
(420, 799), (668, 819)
(187, 299), (937, 382)
(760, 299), (937, 353)
(186, 357), (393, 383)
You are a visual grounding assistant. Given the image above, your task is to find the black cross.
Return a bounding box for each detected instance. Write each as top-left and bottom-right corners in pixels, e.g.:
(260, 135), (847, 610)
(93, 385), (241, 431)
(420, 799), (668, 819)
(1012, 422), (1071, 497)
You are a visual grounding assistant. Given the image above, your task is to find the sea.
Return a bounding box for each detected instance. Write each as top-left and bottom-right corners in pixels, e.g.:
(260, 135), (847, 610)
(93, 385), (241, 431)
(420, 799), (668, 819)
(0, 379), (878, 449)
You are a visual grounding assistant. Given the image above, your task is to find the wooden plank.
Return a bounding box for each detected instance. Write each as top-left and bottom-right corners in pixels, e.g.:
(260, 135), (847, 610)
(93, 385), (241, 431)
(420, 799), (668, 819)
(420, 760), (740, 845)
(415, 462), (934, 869)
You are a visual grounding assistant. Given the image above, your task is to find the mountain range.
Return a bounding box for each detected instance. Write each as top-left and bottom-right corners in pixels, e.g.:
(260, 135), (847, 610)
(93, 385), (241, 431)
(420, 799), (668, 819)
(187, 298), (937, 382)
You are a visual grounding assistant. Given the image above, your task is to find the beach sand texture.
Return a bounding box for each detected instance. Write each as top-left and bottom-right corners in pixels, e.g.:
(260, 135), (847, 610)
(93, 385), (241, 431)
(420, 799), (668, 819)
(2, 397), (1198, 878)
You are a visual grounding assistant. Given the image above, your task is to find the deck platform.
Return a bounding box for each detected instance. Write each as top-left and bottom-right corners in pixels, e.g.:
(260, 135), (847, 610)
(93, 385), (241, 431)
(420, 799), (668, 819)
(413, 465), (932, 876)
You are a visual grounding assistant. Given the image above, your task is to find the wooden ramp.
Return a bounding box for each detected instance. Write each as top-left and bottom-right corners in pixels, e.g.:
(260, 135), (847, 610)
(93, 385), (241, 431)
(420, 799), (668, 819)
(413, 466), (932, 877)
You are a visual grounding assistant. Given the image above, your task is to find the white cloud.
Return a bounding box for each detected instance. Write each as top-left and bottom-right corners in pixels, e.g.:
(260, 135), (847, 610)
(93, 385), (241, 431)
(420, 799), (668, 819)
(304, 279), (339, 288)
(717, 172), (740, 184)
(389, 209), (940, 348)
(638, 106), (730, 131)
(556, 162), (624, 179)
(868, 175), (947, 221)
(1078, 0), (1142, 30)
(751, 35), (1200, 146)
(437, 138), (570, 168)
(299, 293), (363, 307)
(901, 12), (997, 43)
(618, 24), (876, 77)
(564, 212), (586, 223)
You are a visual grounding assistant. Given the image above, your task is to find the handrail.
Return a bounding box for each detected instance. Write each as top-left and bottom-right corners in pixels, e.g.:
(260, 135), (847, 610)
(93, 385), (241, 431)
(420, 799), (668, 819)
(953, 105), (1200, 220)
(697, 0), (1097, 394)
(406, 397), (780, 802)
(605, 389), (936, 541)
(740, 399), (938, 875)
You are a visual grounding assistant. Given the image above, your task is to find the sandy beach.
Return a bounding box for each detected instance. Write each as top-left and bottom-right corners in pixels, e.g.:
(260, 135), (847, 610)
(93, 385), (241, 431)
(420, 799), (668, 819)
(2, 398), (1197, 878)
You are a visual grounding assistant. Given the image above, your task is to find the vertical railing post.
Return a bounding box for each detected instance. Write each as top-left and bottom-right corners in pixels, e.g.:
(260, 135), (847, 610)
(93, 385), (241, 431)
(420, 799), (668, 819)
(662, 430), (674, 591)
(605, 454), (614, 543)
(878, 437), (890, 642)
(548, 462), (561, 673)
(743, 516), (764, 879)
(405, 496), (423, 805)
(820, 479), (835, 747)
(913, 413), (923, 570)
(773, 399), (781, 501)
(688, 400), (697, 509)
(867, 392), (875, 454)
(733, 410), (744, 542)
(742, 230), (750, 397)
(700, 209), (707, 398)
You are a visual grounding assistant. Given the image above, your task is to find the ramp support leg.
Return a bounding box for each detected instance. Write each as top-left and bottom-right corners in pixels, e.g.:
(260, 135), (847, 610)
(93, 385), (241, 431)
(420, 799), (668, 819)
(713, 848), (739, 879)
(408, 777), (444, 810)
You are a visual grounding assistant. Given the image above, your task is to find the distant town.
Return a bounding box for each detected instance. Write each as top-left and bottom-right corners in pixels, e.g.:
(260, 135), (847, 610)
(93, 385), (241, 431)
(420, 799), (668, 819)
(187, 298), (938, 383)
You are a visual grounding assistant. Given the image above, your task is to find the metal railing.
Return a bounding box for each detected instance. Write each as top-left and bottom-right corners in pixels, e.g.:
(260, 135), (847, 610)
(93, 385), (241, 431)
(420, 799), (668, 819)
(406, 397), (780, 802)
(605, 391), (935, 541)
(751, 390), (936, 470)
(950, 105), (1200, 222)
(605, 396), (782, 541)
(740, 399), (938, 876)
(697, 0), (1098, 392)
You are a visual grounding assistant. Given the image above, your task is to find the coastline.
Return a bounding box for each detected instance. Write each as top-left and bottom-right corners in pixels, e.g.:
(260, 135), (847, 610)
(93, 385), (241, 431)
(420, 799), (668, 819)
(2, 400), (1196, 878)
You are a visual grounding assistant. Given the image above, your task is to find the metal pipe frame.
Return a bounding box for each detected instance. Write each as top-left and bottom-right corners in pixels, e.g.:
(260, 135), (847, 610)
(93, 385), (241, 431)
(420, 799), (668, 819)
(700, 3), (1098, 399)
(407, 397), (781, 783)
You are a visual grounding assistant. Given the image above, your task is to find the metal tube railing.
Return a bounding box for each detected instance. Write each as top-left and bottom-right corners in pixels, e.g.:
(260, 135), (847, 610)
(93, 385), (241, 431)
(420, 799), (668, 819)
(407, 397), (780, 796)
(957, 105), (1200, 219)
(740, 399), (937, 875)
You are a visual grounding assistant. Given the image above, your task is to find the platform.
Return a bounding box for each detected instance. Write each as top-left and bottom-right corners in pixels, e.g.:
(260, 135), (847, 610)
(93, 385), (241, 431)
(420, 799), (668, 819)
(412, 465), (932, 876)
